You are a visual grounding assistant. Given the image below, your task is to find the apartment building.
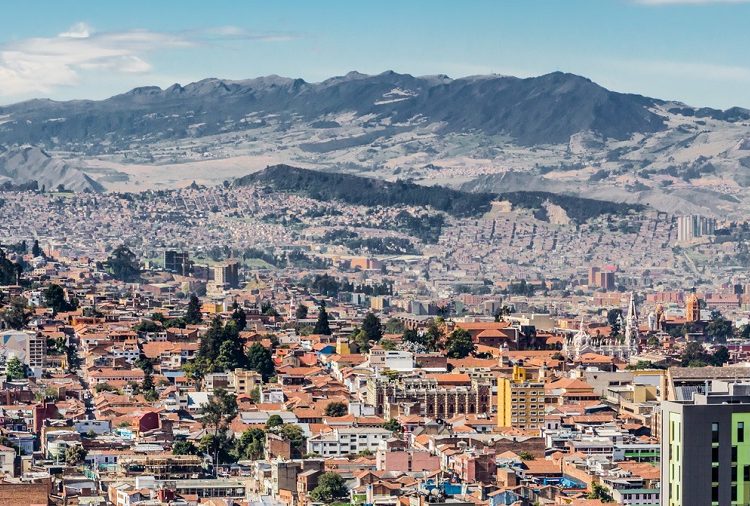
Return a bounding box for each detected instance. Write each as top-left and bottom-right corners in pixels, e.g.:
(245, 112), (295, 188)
(497, 365), (546, 430)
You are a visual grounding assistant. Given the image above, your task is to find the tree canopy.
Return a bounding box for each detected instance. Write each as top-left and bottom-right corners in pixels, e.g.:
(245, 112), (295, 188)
(313, 301), (332, 335)
(310, 472), (349, 503)
(106, 245), (140, 282)
(445, 328), (475, 358)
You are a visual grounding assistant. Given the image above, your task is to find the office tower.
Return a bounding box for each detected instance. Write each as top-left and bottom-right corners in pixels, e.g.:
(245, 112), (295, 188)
(662, 384), (750, 506)
(163, 250), (190, 276)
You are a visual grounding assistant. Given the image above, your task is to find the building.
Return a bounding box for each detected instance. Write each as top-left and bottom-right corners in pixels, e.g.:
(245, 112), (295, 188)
(368, 348), (414, 372)
(367, 374), (491, 419)
(685, 293), (701, 323)
(562, 292), (639, 361)
(677, 215), (716, 243)
(163, 250), (190, 276)
(662, 382), (750, 506)
(212, 260), (240, 289)
(0, 330), (46, 377)
(497, 365), (545, 429)
(306, 427), (391, 457)
(231, 368), (262, 396)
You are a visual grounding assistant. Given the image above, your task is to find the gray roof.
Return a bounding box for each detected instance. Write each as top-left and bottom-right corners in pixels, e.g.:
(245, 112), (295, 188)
(670, 367), (750, 380)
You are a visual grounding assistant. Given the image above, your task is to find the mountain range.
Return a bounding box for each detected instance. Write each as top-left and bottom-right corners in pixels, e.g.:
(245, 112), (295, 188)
(0, 70), (749, 218)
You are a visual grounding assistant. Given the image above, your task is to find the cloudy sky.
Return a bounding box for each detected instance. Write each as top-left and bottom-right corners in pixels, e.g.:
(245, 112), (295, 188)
(0, 0), (749, 107)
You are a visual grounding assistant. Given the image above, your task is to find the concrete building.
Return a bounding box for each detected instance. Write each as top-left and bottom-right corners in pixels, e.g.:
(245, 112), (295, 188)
(662, 382), (750, 506)
(163, 250), (190, 276)
(368, 348), (414, 372)
(307, 427), (391, 457)
(497, 365), (545, 430)
(212, 260), (240, 289)
(0, 330), (46, 377)
(677, 215), (716, 243)
(367, 374), (491, 419)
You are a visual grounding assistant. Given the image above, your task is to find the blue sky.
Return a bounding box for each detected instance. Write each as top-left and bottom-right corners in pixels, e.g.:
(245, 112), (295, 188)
(1, 0), (749, 107)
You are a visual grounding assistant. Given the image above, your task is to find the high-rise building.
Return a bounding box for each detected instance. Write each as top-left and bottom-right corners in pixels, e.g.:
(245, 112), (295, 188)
(588, 266), (601, 286)
(163, 250), (190, 276)
(677, 215), (717, 243)
(662, 383), (750, 506)
(598, 271), (616, 291)
(497, 365), (545, 429)
(212, 260), (240, 289)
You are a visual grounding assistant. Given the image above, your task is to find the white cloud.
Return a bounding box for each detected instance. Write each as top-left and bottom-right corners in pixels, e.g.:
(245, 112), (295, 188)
(59, 22), (92, 38)
(634, 0), (750, 5)
(0, 23), (298, 99)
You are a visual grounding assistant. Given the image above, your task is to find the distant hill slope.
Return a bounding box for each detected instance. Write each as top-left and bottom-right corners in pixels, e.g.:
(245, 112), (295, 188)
(234, 164), (495, 218)
(0, 71), (668, 148)
(235, 165), (645, 224)
(0, 146), (103, 192)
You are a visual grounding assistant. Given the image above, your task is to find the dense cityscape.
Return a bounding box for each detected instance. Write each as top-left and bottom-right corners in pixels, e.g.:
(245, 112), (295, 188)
(4, 2), (750, 505)
(0, 176), (750, 505)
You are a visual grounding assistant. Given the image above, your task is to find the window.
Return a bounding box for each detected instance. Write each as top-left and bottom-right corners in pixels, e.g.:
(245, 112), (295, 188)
(713, 446), (720, 462)
(744, 465), (750, 482)
(713, 423), (720, 443)
(732, 466), (738, 482)
(740, 422), (745, 443)
(713, 466), (719, 482)
(733, 484), (738, 501)
(712, 485), (719, 502)
(733, 446), (738, 463)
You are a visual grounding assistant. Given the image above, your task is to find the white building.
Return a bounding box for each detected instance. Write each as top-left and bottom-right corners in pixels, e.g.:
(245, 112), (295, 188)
(307, 427), (391, 457)
(368, 348), (414, 372)
(0, 330), (46, 377)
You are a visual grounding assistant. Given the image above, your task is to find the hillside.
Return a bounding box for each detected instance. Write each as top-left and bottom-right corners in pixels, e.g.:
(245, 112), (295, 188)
(234, 164), (495, 218)
(0, 146), (103, 192)
(0, 71), (748, 219)
(236, 165), (646, 224)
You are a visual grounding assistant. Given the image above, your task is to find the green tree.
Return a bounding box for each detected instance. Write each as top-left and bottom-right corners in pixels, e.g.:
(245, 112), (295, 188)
(1, 297), (29, 330)
(271, 424), (306, 457)
(295, 304), (308, 320)
(324, 402), (347, 417)
(233, 428), (265, 460)
(185, 293), (202, 324)
(586, 482), (613, 502)
(382, 419), (402, 433)
(380, 339), (396, 351)
(680, 341), (711, 367)
(201, 388), (238, 476)
(0, 250), (21, 285)
(445, 328), (475, 358)
(246, 343), (275, 381)
(707, 310), (733, 343)
(31, 240), (42, 258)
(310, 472), (349, 503)
(172, 440), (200, 455)
(712, 346), (730, 366)
(265, 414), (284, 429)
(5, 356), (25, 380)
(518, 451), (535, 461)
(607, 308), (623, 336)
(65, 444), (87, 465)
(362, 312), (383, 342)
(106, 245), (140, 282)
(43, 284), (77, 314)
(231, 302), (247, 331)
(313, 301), (332, 335)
